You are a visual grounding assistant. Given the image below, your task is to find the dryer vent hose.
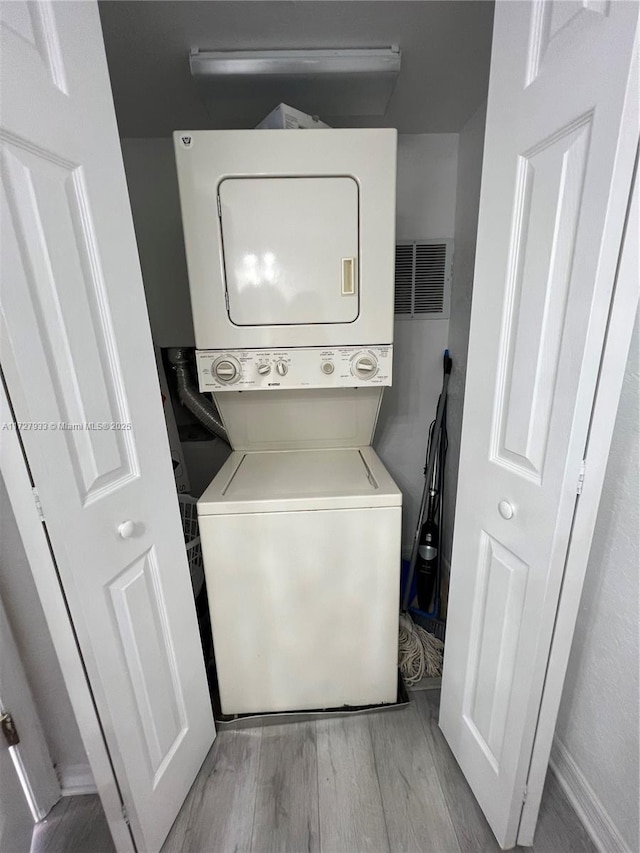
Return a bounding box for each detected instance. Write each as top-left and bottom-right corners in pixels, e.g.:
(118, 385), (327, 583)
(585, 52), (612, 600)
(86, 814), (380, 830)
(167, 348), (230, 446)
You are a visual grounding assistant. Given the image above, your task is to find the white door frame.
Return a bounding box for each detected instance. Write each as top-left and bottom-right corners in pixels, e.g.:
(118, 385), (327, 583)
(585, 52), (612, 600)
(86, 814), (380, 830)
(0, 374), (135, 853)
(518, 142), (639, 845)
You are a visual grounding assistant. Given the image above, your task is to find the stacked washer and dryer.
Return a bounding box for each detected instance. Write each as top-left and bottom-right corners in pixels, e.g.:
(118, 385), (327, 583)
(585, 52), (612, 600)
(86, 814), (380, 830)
(174, 128), (402, 716)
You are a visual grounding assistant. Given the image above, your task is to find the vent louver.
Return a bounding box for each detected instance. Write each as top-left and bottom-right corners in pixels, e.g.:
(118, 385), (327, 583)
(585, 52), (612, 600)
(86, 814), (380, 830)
(394, 245), (413, 315)
(394, 240), (452, 318)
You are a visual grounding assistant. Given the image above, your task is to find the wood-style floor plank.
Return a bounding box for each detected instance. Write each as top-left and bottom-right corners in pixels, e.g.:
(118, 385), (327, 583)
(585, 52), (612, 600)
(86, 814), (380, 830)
(163, 727), (263, 853)
(532, 772), (597, 853)
(30, 797), (71, 853)
(30, 795), (114, 853)
(414, 690), (598, 853)
(316, 715), (389, 853)
(38, 699), (600, 853)
(251, 722), (319, 853)
(412, 690), (502, 853)
(370, 705), (461, 853)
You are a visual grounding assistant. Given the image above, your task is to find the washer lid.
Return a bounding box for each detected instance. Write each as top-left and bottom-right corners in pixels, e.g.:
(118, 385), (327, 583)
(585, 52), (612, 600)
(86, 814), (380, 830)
(197, 446), (401, 515)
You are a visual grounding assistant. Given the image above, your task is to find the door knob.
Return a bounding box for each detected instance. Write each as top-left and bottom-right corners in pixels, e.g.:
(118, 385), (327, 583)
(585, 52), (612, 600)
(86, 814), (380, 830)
(118, 520), (136, 539)
(498, 500), (514, 520)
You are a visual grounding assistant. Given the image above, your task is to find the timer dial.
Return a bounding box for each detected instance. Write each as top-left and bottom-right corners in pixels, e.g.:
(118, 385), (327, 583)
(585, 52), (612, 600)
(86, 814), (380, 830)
(212, 356), (241, 383)
(352, 353), (378, 380)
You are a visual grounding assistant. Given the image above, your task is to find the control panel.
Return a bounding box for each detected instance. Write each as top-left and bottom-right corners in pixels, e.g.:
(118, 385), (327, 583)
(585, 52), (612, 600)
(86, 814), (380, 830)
(196, 346), (393, 392)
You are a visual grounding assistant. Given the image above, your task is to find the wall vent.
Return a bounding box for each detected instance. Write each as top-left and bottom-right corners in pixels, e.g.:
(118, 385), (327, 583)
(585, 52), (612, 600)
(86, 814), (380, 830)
(394, 240), (452, 319)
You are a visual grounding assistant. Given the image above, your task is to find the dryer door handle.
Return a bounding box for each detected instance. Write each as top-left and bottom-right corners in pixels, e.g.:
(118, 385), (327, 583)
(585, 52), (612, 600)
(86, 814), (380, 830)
(341, 257), (356, 296)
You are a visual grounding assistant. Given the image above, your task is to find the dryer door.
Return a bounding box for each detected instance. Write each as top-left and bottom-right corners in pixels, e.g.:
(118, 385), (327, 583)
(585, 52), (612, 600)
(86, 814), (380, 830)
(219, 177), (359, 327)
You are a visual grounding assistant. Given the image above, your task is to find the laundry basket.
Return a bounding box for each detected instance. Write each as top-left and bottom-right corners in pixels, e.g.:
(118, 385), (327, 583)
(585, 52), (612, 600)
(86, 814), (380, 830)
(178, 494), (204, 597)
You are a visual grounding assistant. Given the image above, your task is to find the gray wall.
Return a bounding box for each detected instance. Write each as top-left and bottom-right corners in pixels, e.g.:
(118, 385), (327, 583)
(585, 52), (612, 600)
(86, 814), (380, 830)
(376, 133), (457, 552)
(442, 101), (487, 573)
(121, 133), (459, 549)
(554, 314), (639, 852)
(0, 476), (90, 780)
(122, 139), (195, 348)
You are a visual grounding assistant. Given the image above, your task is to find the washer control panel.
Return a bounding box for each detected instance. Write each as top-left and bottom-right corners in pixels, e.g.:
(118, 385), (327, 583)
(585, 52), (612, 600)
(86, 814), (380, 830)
(197, 346), (393, 392)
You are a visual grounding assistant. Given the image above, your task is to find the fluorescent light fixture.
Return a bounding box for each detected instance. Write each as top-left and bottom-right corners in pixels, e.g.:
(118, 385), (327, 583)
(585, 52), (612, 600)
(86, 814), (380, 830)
(190, 47), (401, 79)
(189, 47), (401, 118)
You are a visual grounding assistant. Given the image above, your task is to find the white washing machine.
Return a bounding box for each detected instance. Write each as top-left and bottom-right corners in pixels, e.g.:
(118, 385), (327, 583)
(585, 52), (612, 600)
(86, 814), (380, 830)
(174, 128), (401, 714)
(198, 447), (401, 714)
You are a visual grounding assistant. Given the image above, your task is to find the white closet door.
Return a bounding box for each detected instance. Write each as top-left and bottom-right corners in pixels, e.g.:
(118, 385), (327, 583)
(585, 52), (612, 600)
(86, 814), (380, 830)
(0, 3), (215, 851)
(440, 1), (638, 848)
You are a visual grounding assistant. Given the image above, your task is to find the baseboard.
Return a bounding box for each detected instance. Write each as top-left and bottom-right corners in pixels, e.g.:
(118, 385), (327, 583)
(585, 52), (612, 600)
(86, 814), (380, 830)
(550, 738), (632, 853)
(57, 763), (97, 796)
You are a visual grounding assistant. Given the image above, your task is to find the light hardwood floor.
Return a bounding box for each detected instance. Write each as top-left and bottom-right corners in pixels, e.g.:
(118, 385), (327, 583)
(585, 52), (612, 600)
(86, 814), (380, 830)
(30, 691), (597, 853)
(30, 793), (114, 853)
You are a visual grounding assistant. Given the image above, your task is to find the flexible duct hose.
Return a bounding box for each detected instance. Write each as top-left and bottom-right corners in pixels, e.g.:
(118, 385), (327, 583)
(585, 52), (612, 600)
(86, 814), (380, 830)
(167, 348), (230, 446)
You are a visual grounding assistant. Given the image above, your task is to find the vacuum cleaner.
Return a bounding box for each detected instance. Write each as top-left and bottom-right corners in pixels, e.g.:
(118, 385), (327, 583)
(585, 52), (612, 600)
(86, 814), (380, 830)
(402, 348), (452, 614)
(398, 350), (452, 684)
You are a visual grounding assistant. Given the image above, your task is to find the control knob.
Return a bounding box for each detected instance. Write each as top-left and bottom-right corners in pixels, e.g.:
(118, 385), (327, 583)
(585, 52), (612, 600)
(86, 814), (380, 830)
(275, 360), (288, 376)
(257, 363), (271, 376)
(213, 356), (240, 383)
(353, 353), (378, 380)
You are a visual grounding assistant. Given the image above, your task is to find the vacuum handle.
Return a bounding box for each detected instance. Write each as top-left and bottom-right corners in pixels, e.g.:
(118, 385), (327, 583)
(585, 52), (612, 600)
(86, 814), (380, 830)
(402, 349), (453, 612)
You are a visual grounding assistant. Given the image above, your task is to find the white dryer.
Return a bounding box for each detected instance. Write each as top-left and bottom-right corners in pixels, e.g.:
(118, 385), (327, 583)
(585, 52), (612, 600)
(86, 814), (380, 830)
(174, 129), (397, 350)
(174, 129), (401, 715)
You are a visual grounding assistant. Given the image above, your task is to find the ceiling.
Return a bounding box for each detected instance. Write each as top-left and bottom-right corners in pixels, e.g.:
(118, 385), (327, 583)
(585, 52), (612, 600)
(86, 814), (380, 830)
(99, 1), (494, 138)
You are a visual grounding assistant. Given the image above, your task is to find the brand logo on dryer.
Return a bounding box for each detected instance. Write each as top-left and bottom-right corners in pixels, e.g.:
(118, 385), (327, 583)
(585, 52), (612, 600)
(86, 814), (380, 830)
(180, 135), (193, 148)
